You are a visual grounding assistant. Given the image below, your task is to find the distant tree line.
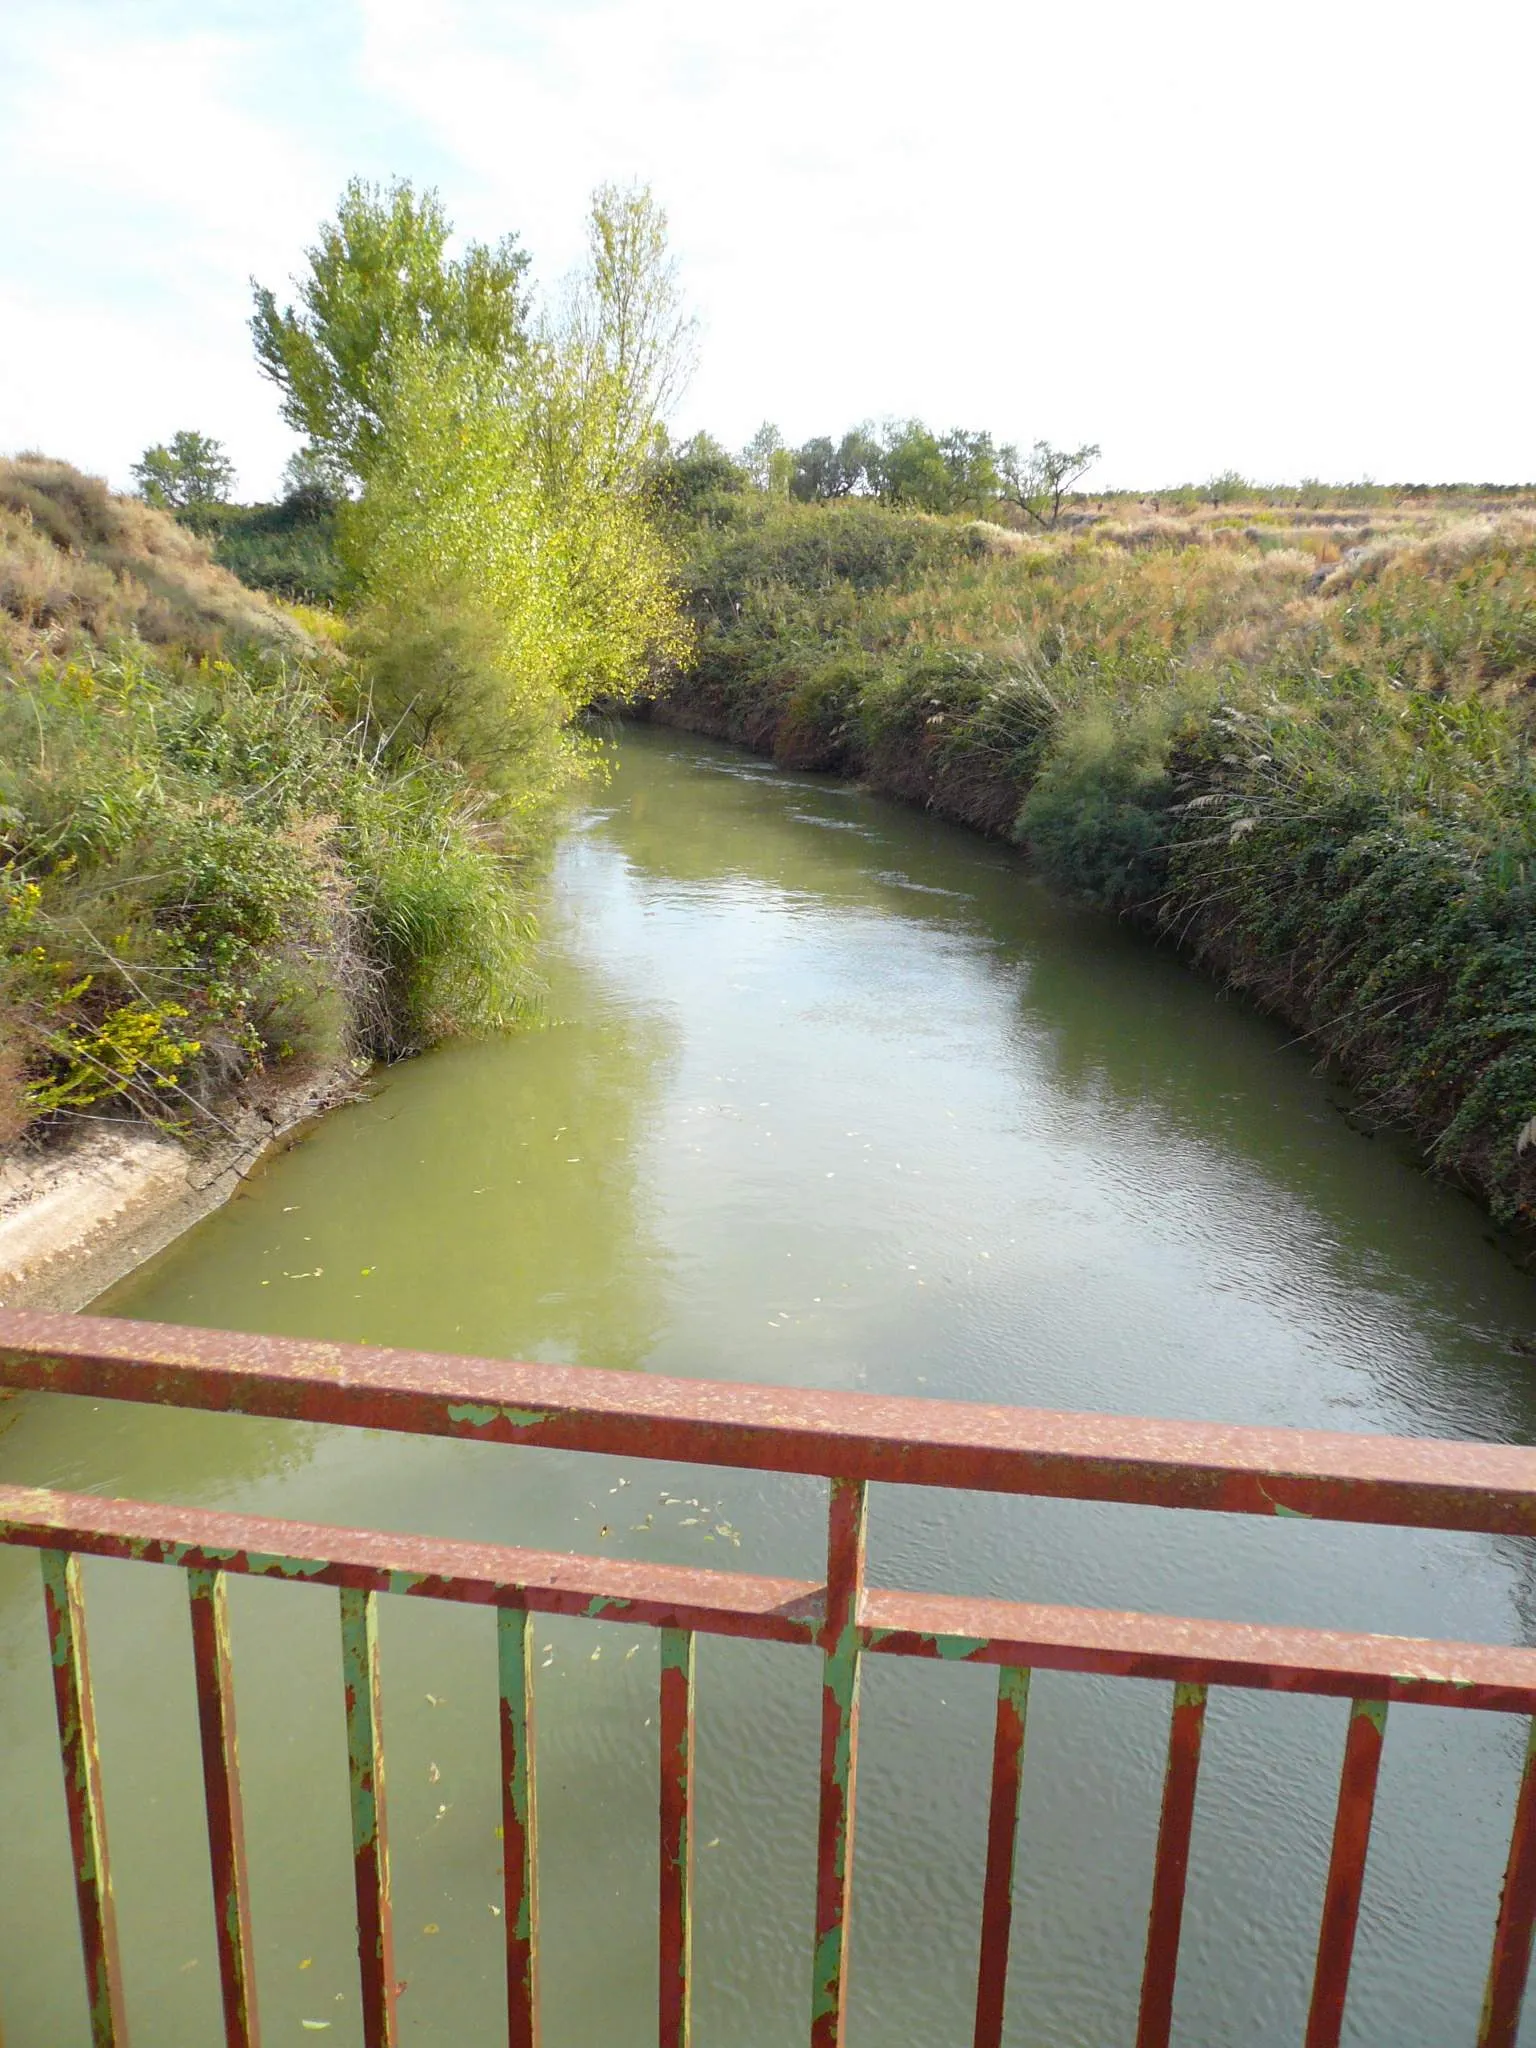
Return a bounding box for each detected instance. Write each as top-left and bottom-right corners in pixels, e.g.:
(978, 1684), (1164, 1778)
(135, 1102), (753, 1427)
(653, 421), (1101, 526)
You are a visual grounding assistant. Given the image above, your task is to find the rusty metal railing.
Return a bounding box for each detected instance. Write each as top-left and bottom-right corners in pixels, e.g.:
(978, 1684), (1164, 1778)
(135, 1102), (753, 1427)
(2, 1307), (1536, 2048)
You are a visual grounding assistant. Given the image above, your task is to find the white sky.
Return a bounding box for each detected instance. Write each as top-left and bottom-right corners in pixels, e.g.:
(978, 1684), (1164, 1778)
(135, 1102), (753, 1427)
(3, 0), (1532, 497)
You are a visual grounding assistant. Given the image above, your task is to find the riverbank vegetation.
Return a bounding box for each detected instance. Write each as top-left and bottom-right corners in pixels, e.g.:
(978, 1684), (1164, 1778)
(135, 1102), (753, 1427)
(645, 464), (1536, 1230)
(0, 178), (690, 1150)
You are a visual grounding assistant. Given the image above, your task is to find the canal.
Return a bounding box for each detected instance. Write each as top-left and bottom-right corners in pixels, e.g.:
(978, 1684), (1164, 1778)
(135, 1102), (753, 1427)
(2, 725), (1534, 2045)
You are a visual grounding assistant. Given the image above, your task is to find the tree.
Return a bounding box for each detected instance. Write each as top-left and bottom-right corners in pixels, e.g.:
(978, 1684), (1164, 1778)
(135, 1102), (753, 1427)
(790, 426), (884, 501)
(281, 445), (351, 502)
(649, 432), (748, 517)
(998, 440), (1100, 527)
(937, 428), (1001, 511)
(556, 183), (698, 492)
(879, 420), (951, 510)
(836, 427), (884, 498)
(742, 422), (792, 495)
(1205, 469), (1248, 507)
(790, 436), (838, 501)
(249, 178), (531, 483)
(131, 430), (235, 508)
(344, 344), (690, 817)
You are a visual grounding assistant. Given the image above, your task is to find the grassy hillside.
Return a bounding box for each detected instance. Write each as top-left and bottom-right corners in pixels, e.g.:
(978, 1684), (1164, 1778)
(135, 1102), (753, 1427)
(650, 487), (1536, 1231)
(0, 455), (316, 666)
(0, 458), (528, 1149)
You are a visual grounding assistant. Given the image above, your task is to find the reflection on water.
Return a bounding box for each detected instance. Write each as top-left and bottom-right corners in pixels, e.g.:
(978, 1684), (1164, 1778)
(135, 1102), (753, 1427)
(2, 726), (1535, 2046)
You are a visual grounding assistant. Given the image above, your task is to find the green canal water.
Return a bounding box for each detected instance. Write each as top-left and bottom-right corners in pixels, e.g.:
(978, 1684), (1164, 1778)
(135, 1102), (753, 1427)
(3, 725), (1536, 2046)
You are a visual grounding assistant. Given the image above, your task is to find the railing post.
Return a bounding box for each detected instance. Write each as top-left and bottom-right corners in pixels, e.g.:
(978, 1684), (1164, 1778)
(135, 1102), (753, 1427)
(1135, 1681), (1208, 2048)
(1305, 1697), (1387, 2048)
(972, 1665), (1031, 2048)
(500, 1606), (540, 2048)
(659, 1628), (697, 2048)
(340, 1588), (396, 2048)
(40, 1549), (126, 2048)
(811, 1476), (867, 2048)
(1479, 1717), (1536, 2048)
(188, 1570), (258, 2048)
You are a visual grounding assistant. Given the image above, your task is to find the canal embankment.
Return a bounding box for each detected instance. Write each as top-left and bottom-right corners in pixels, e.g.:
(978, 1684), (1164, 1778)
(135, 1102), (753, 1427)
(642, 489), (1536, 1240)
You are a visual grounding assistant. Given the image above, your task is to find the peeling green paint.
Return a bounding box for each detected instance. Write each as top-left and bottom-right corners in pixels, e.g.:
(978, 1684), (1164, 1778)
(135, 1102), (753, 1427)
(932, 1634), (989, 1661)
(446, 1402), (551, 1431)
(498, 1606), (539, 2014)
(245, 1551), (329, 1580)
(585, 1596), (632, 1619)
(810, 1926), (844, 2023)
(1353, 1696), (1389, 1736)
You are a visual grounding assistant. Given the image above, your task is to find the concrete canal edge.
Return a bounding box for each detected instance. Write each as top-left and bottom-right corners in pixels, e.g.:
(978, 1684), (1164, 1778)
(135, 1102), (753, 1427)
(0, 1065), (366, 1312)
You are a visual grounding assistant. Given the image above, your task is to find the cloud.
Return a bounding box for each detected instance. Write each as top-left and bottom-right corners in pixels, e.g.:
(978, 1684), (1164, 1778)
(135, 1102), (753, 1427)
(3, 0), (1533, 492)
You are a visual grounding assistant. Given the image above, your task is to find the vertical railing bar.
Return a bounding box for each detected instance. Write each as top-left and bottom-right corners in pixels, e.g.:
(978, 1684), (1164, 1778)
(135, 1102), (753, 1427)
(659, 1627), (697, 2048)
(40, 1548), (126, 2048)
(187, 1569), (259, 2048)
(1478, 1716), (1536, 2048)
(972, 1664), (1031, 2048)
(1135, 1681), (1209, 2048)
(340, 1587), (395, 2048)
(810, 1475), (868, 2048)
(1304, 1696), (1388, 2048)
(499, 1606), (540, 2048)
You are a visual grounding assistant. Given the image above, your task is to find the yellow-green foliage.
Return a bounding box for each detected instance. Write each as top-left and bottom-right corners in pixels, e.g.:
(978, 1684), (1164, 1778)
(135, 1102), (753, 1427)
(343, 347), (689, 837)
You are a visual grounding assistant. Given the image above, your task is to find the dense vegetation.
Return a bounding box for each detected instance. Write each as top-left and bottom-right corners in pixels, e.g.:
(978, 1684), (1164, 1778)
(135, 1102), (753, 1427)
(0, 177), (690, 1151)
(0, 455), (528, 1147)
(644, 478), (1536, 1231)
(189, 489), (343, 605)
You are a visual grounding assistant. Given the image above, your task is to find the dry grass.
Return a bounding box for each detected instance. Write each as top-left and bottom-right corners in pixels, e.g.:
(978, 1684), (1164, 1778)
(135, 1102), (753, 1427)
(0, 455), (315, 667)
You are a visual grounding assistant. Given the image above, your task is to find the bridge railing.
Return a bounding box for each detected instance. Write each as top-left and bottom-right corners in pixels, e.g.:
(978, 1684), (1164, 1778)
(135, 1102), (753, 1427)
(2, 1306), (1536, 2048)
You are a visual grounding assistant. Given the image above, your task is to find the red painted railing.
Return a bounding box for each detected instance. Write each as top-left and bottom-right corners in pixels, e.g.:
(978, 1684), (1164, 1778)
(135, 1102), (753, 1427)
(2, 1306), (1536, 2047)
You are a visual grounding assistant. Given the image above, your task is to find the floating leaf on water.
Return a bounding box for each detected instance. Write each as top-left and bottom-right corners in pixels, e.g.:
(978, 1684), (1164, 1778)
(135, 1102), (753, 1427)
(428, 1763), (440, 1784)
(680, 1517), (700, 1526)
(423, 1923), (440, 1936)
(299, 1958), (313, 1970)
(590, 1646), (601, 1660)
(625, 1644), (639, 1660)
(301, 2025), (330, 2033)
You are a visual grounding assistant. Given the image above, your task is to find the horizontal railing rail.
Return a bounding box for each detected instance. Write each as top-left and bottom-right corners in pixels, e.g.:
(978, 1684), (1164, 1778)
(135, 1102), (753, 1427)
(0, 1307), (1534, 2048)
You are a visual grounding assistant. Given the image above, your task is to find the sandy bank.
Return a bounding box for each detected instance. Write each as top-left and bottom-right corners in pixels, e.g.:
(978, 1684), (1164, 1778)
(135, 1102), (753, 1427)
(0, 1069), (363, 1312)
